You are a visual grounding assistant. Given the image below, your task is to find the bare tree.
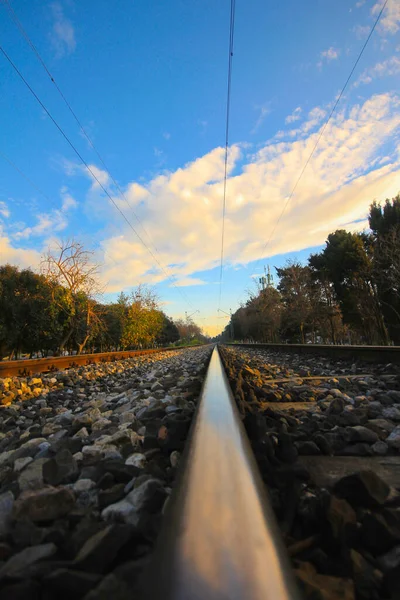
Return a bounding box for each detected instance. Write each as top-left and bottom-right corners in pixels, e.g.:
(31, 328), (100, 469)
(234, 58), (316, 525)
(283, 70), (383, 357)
(41, 240), (104, 353)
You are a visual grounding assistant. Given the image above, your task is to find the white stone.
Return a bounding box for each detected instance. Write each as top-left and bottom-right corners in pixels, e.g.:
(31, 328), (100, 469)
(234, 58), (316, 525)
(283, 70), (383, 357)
(82, 445), (102, 462)
(382, 407), (400, 422)
(170, 450), (180, 468)
(125, 453), (146, 468)
(18, 458), (47, 491)
(73, 479), (96, 493)
(102, 446), (123, 461)
(0, 450), (14, 468)
(101, 500), (137, 524)
(120, 411), (136, 424)
(91, 419), (112, 431)
(73, 427), (89, 438)
(14, 457), (33, 472)
(371, 441), (388, 456)
(387, 425), (400, 449)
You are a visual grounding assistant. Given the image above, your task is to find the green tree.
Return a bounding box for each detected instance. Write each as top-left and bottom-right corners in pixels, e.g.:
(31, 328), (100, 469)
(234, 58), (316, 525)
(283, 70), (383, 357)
(0, 265), (63, 358)
(121, 285), (163, 348)
(310, 230), (388, 344)
(369, 195), (400, 343)
(156, 313), (180, 345)
(276, 262), (313, 343)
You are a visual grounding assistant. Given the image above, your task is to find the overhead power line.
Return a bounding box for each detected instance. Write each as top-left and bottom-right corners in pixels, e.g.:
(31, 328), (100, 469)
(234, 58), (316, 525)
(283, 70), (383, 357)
(0, 43), (197, 309)
(0, 150), (118, 266)
(3, 0), (163, 256)
(218, 0), (236, 310)
(255, 0), (388, 269)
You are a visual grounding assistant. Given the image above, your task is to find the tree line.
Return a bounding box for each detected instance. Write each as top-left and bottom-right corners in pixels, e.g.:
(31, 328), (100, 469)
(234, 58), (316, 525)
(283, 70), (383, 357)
(219, 195), (400, 346)
(0, 240), (207, 359)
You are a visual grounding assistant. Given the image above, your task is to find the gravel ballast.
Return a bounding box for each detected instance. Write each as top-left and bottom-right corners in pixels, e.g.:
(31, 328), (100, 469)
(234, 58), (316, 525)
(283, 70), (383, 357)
(0, 346), (212, 599)
(220, 345), (400, 600)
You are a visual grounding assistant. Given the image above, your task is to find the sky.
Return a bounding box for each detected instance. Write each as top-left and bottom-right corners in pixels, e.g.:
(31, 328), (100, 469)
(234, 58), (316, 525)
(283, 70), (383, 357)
(0, 0), (400, 337)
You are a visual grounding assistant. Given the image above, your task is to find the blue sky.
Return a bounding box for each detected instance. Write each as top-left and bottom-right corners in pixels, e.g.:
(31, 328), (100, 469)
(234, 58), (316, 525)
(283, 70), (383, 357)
(0, 0), (400, 335)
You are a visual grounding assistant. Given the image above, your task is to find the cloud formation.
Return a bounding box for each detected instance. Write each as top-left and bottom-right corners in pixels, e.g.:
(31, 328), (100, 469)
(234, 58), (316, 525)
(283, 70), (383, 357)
(49, 2), (76, 58)
(13, 211), (68, 240)
(354, 55), (400, 86)
(0, 201), (10, 219)
(0, 232), (41, 270)
(68, 92), (400, 293)
(318, 47), (340, 68)
(5, 92), (400, 317)
(285, 107), (302, 124)
(372, 0), (400, 34)
(251, 102), (271, 133)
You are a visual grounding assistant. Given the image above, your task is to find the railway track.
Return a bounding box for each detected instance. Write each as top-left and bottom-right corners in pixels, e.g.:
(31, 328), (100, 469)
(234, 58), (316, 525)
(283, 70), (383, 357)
(0, 345), (203, 378)
(0, 343), (399, 599)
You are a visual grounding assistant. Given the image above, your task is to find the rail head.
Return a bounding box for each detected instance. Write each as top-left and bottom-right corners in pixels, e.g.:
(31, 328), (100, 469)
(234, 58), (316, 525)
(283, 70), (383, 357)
(224, 342), (400, 364)
(0, 344), (208, 377)
(142, 345), (300, 600)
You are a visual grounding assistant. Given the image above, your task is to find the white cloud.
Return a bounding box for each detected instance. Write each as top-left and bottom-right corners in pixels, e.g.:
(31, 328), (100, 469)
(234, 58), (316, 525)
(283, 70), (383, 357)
(354, 55), (400, 86)
(277, 105), (327, 139)
(372, 0), (400, 34)
(0, 201), (10, 219)
(171, 277), (207, 287)
(0, 234), (41, 269)
(353, 24), (370, 38)
(251, 102), (271, 133)
(285, 107), (302, 124)
(60, 187), (78, 211)
(13, 211), (68, 240)
(163, 132), (171, 140)
(318, 47), (340, 68)
(49, 2), (76, 58)
(70, 92), (400, 293)
(87, 164), (110, 188)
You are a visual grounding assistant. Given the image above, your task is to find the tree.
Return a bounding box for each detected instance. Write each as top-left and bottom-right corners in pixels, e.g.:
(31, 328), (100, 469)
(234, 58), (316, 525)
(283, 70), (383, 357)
(174, 318), (206, 343)
(276, 262), (313, 343)
(369, 195), (400, 343)
(310, 230), (389, 344)
(156, 313), (180, 345)
(308, 253), (346, 344)
(121, 285), (163, 348)
(41, 240), (104, 353)
(0, 265), (62, 358)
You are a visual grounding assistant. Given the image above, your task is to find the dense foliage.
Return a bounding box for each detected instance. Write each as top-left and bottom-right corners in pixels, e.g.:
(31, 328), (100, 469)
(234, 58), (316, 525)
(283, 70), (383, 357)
(220, 195), (400, 346)
(0, 244), (207, 358)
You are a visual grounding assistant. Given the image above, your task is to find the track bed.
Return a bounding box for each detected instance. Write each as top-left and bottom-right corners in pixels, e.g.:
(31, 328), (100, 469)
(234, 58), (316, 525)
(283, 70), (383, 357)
(220, 344), (400, 600)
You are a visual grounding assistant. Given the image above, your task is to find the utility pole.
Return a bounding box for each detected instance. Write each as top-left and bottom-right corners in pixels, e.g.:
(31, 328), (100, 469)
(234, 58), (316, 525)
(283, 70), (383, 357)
(185, 310), (199, 322)
(218, 308), (234, 340)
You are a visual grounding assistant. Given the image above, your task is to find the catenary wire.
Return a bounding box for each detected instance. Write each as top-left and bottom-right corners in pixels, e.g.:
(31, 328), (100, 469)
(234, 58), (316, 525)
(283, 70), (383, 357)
(2, 0), (170, 267)
(218, 0), (236, 310)
(0, 44), (197, 310)
(0, 149), (119, 267)
(254, 0), (388, 272)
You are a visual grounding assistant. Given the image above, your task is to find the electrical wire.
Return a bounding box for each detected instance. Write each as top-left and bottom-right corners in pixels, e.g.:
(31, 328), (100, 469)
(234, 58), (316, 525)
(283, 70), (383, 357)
(0, 44), (197, 309)
(2, 0), (169, 265)
(218, 0), (236, 310)
(0, 150), (118, 266)
(255, 0), (388, 270)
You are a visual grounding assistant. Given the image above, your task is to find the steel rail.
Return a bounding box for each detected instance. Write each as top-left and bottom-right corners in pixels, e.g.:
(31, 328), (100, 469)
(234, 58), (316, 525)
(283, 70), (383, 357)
(225, 342), (400, 364)
(0, 345), (204, 378)
(141, 345), (300, 600)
